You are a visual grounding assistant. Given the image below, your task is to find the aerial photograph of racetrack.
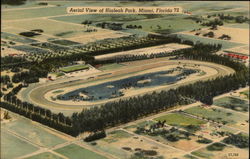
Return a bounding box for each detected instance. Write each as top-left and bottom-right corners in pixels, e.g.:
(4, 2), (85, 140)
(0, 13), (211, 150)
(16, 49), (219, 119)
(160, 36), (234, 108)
(1, 0), (249, 159)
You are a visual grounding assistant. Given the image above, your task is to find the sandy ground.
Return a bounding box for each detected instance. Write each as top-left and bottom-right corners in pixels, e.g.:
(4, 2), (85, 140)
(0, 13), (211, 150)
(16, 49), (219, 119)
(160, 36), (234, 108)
(224, 45), (249, 56)
(169, 136), (204, 151)
(195, 145), (249, 159)
(108, 136), (184, 159)
(182, 26), (249, 44)
(68, 31), (130, 44)
(95, 43), (191, 61)
(0, 108), (15, 124)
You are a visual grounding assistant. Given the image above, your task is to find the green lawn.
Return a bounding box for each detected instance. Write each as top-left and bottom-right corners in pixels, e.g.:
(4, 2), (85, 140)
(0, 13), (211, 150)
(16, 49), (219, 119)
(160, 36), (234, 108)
(214, 97), (249, 112)
(59, 64), (89, 73)
(25, 152), (63, 159)
(98, 63), (125, 71)
(154, 113), (206, 126)
(102, 130), (133, 143)
(54, 144), (107, 159)
(1, 129), (39, 159)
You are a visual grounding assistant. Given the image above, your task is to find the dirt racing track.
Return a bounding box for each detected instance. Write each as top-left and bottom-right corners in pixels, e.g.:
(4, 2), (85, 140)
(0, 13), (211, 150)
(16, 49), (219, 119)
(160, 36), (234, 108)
(21, 58), (235, 114)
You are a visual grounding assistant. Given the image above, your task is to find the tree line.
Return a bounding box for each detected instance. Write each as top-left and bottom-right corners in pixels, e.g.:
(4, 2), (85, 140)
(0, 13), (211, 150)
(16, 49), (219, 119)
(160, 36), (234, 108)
(1, 42), (248, 136)
(70, 43), (247, 135)
(2, 84), (74, 135)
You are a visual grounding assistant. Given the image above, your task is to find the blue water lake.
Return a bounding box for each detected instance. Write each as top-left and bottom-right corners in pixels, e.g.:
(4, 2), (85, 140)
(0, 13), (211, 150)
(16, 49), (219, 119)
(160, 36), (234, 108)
(57, 68), (197, 101)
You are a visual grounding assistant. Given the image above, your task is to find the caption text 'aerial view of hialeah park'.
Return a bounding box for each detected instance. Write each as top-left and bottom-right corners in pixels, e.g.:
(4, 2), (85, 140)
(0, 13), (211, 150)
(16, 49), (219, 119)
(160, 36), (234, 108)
(0, 0), (249, 159)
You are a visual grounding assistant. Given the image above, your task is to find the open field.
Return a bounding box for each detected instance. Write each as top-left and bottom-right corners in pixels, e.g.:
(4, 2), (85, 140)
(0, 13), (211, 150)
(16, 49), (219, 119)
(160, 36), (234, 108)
(2, 27), (56, 42)
(2, 7), (65, 21)
(25, 152), (63, 159)
(1, 32), (38, 44)
(90, 129), (184, 159)
(191, 143), (249, 159)
(3, 18), (129, 44)
(176, 33), (243, 49)
(214, 96), (249, 113)
(67, 31), (129, 44)
(0, 110), (109, 159)
(54, 144), (107, 159)
(1, 112), (67, 148)
(184, 106), (249, 132)
(1, 129), (39, 159)
(123, 16), (205, 34)
(124, 118), (210, 151)
(95, 43), (191, 61)
(225, 23), (249, 29)
(4, 19), (100, 38)
(98, 63), (126, 71)
(224, 45), (249, 56)
(182, 26), (249, 45)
